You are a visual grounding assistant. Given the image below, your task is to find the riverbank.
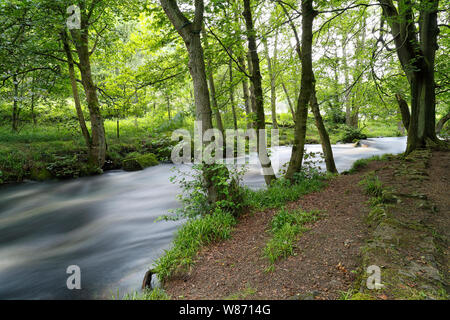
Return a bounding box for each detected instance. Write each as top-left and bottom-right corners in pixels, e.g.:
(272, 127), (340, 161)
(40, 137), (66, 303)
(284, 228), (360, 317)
(0, 120), (402, 185)
(0, 123), (175, 185)
(155, 149), (449, 300)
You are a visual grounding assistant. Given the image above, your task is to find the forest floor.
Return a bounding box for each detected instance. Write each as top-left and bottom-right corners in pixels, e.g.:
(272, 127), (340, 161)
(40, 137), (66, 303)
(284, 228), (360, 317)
(163, 149), (449, 300)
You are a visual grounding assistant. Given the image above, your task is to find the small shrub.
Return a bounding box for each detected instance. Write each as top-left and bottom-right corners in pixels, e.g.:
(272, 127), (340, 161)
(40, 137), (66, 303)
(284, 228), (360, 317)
(167, 163), (245, 220)
(359, 173), (383, 198)
(244, 175), (324, 211)
(339, 125), (367, 143)
(264, 208), (320, 265)
(153, 210), (237, 282)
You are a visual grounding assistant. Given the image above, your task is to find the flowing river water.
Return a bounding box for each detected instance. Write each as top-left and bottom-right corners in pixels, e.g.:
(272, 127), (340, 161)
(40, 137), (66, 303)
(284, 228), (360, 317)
(0, 137), (406, 299)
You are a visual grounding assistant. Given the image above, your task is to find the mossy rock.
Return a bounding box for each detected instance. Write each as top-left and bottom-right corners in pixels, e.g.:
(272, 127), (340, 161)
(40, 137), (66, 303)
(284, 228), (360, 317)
(122, 153), (159, 171)
(122, 158), (143, 171)
(30, 166), (53, 181)
(137, 153), (159, 168)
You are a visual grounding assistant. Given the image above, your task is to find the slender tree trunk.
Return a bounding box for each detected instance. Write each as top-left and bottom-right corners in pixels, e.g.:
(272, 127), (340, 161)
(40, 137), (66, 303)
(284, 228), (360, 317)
(239, 56), (252, 129)
(310, 80), (337, 173)
(436, 112), (450, 135)
(263, 34), (278, 129)
(167, 96), (171, 120)
(282, 81), (295, 120)
(243, 0), (276, 185)
(349, 15), (366, 128)
(61, 31), (91, 150)
(70, 29), (106, 167)
(160, 0), (219, 203)
(31, 90), (36, 126)
(285, 0), (316, 181)
(342, 42), (352, 127)
(208, 66), (224, 135)
(30, 75), (37, 126)
(395, 93), (410, 130)
(229, 58), (238, 131)
(12, 75), (19, 132)
(203, 30), (225, 136)
(116, 119), (120, 140)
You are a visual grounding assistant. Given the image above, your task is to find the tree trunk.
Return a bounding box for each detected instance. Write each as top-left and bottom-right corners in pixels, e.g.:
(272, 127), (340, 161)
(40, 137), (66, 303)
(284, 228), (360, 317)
(243, 0), (276, 185)
(160, 0), (219, 203)
(310, 80), (338, 173)
(208, 65), (224, 135)
(31, 90), (36, 126)
(203, 30), (225, 136)
(61, 31), (91, 150)
(263, 34), (278, 129)
(285, 0), (316, 181)
(229, 58), (238, 131)
(282, 81), (295, 120)
(436, 112), (450, 135)
(241, 58), (252, 129)
(342, 42), (352, 127)
(116, 119), (120, 140)
(12, 75), (19, 132)
(167, 96), (171, 120)
(395, 93), (410, 130)
(379, 0), (441, 154)
(30, 75), (37, 126)
(70, 28), (106, 168)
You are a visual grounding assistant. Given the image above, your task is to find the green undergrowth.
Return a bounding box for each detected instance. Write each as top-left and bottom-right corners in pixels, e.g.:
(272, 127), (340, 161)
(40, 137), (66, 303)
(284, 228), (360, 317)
(0, 122), (175, 184)
(243, 172), (326, 211)
(347, 153), (395, 174)
(153, 210), (237, 282)
(152, 167), (327, 283)
(264, 207), (321, 269)
(120, 288), (171, 300)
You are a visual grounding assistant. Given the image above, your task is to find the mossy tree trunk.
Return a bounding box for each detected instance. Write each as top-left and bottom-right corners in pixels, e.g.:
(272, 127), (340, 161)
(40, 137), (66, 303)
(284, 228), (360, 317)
(284, 0), (316, 181)
(61, 30), (92, 151)
(436, 112), (450, 135)
(69, 2), (106, 168)
(160, 0), (220, 203)
(379, 0), (442, 154)
(311, 79), (338, 174)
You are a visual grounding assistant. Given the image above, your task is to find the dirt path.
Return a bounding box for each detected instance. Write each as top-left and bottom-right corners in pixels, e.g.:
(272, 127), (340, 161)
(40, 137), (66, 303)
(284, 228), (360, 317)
(163, 151), (449, 300)
(164, 165), (382, 299)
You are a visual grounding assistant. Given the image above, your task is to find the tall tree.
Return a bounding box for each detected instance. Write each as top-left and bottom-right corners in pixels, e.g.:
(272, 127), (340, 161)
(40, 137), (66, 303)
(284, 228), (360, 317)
(284, 0), (315, 180)
(378, 0), (445, 154)
(69, 1), (107, 167)
(263, 32), (279, 129)
(279, 0), (337, 175)
(160, 0), (220, 202)
(242, 0), (277, 185)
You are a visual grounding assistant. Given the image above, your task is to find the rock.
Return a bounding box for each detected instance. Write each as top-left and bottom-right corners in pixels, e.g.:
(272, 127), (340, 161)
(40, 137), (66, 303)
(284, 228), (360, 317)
(291, 291), (321, 300)
(142, 269), (161, 290)
(137, 153), (159, 168)
(122, 153), (159, 171)
(30, 166), (53, 181)
(122, 158), (143, 171)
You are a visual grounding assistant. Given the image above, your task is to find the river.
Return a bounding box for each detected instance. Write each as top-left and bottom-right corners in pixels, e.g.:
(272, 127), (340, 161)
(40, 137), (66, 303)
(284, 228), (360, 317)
(0, 137), (406, 299)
